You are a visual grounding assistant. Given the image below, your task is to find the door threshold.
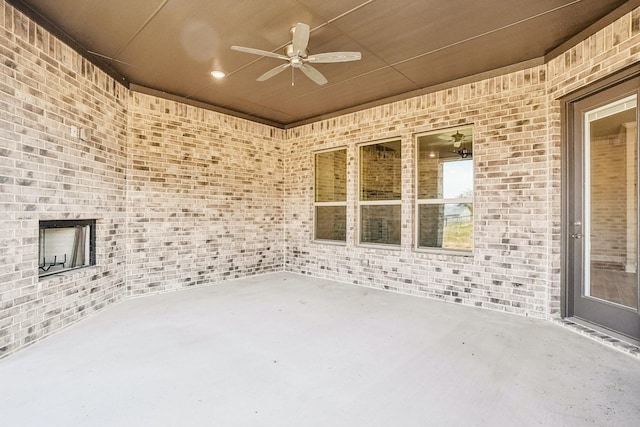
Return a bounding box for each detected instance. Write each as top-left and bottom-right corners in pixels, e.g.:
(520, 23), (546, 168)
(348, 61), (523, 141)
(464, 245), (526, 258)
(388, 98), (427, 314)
(555, 317), (640, 359)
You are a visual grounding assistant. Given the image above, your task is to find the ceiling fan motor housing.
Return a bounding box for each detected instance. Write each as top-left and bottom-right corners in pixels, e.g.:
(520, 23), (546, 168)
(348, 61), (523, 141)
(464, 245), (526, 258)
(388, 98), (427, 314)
(285, 44), (309, 58)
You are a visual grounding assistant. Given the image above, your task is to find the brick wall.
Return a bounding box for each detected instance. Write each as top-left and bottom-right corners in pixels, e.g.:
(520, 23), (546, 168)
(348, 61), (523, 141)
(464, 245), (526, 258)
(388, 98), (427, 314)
(285, 5), (640, 320)
(0, 2), (128, 357)
(545, 6), (640, 314)
(126, 93), (284, 294)
(0, 1), (284, 357)
(285, 68), (552, 318)
(2, 0), (640, 357)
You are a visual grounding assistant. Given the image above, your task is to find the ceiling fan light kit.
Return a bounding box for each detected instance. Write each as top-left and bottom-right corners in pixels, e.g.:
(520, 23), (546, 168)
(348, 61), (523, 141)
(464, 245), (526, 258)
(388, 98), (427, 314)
(231, 22), (361, 86)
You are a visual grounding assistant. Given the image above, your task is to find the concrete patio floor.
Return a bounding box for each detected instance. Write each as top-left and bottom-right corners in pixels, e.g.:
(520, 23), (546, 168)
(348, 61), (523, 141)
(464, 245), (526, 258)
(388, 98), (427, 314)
(1, 272), (638, 426)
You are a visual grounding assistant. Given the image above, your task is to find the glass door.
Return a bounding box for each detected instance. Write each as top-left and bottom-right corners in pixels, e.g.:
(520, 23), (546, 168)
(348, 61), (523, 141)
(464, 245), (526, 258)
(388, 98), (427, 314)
(569, 78), (640, 340)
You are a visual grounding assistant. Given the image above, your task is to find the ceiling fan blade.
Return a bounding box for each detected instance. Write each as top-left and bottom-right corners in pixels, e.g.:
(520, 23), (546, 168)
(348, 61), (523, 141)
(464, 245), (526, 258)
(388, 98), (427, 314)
(257, 63), (291, 81)
(292, 23), (310, 55)
(300, 64), (328, 85)
(231, 45), (288, 61)
(307, 52), (362, 63)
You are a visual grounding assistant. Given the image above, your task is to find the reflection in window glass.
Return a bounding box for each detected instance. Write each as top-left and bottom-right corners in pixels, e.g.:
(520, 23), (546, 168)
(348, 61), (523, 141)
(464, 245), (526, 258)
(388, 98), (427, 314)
(443, 161), (473, 199)
(361, 205), (401, 245)
(417, 127), (473, 251)
(314, 149), (347, 242)
(360, 140), (402, 201)
(359, 140), (402, 245)
(315, 206), (347, 241)
(315, 149), (347, 203)
(585, 95), (638, 308)
(418, 204), (473, 250)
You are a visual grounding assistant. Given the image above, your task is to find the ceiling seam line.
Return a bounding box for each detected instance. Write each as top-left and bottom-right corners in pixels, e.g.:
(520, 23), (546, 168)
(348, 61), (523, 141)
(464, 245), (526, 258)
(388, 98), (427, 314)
(281, 65), (390, 103)
(240, 0), (582, 106)
(251, 1), (378, 60)
(6, 0), (129, 85)
(112, 0), (169, 60)
(183, 1), (377, 102)
(389, 0), (583, 68)
(314, 0), (376, 30)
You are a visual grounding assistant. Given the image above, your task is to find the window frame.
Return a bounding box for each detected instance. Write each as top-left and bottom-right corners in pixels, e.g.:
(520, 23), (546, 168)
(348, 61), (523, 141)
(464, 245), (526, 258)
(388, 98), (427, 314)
(415, 127), (474, 255)
(358, 138), (403, 248)
(313, 147), (348, 244)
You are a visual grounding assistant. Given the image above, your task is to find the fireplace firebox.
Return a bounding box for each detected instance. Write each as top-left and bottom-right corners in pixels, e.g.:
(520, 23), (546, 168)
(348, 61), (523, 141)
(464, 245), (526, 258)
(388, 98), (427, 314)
(39, 220), (96, 277)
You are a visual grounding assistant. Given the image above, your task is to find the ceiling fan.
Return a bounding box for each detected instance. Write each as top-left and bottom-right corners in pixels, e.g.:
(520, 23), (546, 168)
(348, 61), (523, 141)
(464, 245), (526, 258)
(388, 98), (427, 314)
(436, 129), (473, 158)
(439, 130), (472, 148)
(231, 22), (361, 86)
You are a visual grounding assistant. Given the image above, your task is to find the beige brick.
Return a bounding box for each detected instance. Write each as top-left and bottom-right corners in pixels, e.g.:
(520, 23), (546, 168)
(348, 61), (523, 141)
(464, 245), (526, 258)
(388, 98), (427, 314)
(3, 0), (640, 358)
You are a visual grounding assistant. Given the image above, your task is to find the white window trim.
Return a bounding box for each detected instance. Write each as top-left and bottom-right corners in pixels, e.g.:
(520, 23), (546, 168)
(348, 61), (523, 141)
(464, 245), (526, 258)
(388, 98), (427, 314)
(360, 200), (402, 206)
(417, 198), (471, 205)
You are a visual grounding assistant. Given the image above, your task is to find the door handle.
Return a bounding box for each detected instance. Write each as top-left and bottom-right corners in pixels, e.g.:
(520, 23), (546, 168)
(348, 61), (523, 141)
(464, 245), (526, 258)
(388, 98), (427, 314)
(571, 221), (582, 239)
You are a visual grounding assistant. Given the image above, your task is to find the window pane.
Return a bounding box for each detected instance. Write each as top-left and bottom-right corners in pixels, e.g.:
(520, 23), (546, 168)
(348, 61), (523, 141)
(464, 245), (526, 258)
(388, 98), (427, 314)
(361, 205), (401, 245)
(418, 204), (472, 250)
(360, 140), (401, 201)
(315, 149), (347, 202)
(417, 128), (473, 199)
(443, 161), (473, 198)
(315, 206), (346, 241)
(586, 95), (638, 308)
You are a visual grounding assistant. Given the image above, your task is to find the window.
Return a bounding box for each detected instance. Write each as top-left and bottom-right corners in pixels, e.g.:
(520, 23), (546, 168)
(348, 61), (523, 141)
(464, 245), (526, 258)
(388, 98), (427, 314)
(314, 149), (347, 241)
(416, 127), (473, 252)
(359, 139), (402, 245)
(39, 219), (96, 277)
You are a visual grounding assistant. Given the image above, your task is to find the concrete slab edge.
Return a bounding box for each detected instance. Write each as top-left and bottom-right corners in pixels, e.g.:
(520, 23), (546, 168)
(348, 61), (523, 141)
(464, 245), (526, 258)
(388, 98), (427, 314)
(553, 318), (640, 360)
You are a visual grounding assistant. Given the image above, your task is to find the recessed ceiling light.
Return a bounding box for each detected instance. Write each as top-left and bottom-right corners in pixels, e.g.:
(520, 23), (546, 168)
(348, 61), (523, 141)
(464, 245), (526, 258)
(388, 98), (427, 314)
(210, 70), (226, 79)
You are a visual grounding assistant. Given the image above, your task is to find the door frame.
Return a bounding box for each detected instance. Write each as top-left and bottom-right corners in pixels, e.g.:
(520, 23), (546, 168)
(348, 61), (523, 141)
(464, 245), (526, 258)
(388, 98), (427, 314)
(561, 63), (640, 330)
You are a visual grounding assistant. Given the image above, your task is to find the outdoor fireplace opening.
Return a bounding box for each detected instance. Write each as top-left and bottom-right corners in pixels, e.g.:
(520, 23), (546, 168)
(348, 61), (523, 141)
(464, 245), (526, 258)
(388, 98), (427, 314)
(39, 220), (96, 277)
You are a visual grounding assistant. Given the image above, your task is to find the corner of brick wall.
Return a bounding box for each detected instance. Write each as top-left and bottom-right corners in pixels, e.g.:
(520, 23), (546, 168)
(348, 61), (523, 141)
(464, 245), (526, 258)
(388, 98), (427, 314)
(0, 1), (129, 357)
